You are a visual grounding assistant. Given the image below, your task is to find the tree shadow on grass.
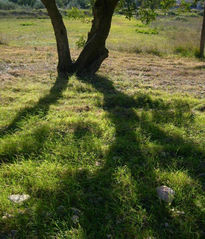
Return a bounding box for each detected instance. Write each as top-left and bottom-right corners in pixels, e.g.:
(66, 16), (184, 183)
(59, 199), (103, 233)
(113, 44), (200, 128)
(0, 76), (69, 138)
(67, 74), (205, 238)
(2, 74), (205, 238)
(0, 76), (69, 163)
(78, 74), (204, 172)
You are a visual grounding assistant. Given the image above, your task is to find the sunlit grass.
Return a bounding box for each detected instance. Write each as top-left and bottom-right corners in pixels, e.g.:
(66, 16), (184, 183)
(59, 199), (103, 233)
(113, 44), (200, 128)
(0, 14), (202, 56)
(0, 71), (205, 237)
(0, 14), (205, 238)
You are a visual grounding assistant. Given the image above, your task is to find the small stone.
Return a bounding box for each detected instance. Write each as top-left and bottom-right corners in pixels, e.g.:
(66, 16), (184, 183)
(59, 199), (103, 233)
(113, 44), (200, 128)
(171, 208), (185, 216)
(156, 186), (175, 203)
(176, 210), (185, 215)
(95, 162), (101, 166)
(2, 213), (13, 220)
(71, 215), (79, 224)
(165, 222), (169, 227)
(71, 207), (81, 216)
(8, 194), (30, 204)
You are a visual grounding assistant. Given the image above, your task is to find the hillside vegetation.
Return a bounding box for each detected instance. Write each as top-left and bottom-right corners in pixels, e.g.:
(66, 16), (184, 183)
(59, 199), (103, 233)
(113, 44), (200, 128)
(0, 0), (90, 9)
(0, 14), (205, 238)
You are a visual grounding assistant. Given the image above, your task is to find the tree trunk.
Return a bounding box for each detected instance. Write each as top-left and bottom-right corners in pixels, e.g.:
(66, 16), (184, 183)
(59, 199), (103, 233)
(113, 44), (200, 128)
(74, 0), (119, 75)
(41, 0), (119, 76)
(200, 2), (205, 58)
(41, 0), (73, 74)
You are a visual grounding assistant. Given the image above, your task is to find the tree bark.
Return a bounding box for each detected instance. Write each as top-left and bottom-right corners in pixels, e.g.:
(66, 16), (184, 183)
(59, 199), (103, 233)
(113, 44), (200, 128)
(41, 0), (73, 74)
(41, 0), (119, 75)
(200, 2), (205, 58)
(74, 0), (119, 75)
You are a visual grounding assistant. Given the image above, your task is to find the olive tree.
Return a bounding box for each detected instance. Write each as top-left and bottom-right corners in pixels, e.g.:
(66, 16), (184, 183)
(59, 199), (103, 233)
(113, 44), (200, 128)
(41, 0), (119, 75)
(41, 0), (205, 77)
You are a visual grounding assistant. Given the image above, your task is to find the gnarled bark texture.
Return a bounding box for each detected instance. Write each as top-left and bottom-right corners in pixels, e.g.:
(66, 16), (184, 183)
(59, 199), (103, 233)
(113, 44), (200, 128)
(75, 0), (119, 75)
(41, 0), (119, 76)
(200, 2), (205, 58)
(41, 0), (73, 74)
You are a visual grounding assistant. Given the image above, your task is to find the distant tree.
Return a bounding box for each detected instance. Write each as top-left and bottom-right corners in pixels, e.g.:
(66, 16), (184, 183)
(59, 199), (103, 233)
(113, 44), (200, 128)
(0, 0), (17, 10)
(67, 0), (90, 8)
(7, 0), (91, 8)
(199, 1), (205, 57)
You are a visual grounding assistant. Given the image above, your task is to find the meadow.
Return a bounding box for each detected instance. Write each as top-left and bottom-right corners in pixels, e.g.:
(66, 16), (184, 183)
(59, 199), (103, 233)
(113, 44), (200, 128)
(0, 13), (205, 238)
(0, 12), (203, 56)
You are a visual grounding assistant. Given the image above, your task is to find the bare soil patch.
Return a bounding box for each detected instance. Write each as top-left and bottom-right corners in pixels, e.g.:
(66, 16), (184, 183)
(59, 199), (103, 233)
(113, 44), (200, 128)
(1, 46), (205, 97)
(103, 52), (205, 98)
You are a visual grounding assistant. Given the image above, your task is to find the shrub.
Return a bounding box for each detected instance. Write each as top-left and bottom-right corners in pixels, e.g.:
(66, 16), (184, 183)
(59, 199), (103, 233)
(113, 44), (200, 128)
(76, 35), (86, 49)
(135, 23), (146, 28)
(174, 46), (198, 57)
(33, 0), (44, 9)
(67, 7), (86, 20)
(0, 0), (17, 10)
(20, 22), (34, 26)
(136, 28), (158, 35)
(167, 10), (178, 16)
(174, 16), (188, 21)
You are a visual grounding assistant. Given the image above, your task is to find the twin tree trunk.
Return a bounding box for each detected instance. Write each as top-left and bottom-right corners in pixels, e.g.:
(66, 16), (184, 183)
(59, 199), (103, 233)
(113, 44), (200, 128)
(41, 0), (119, 75)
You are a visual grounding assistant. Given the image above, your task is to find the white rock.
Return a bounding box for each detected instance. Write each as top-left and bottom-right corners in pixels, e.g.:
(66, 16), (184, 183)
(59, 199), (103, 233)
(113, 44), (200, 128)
(71, 215), (79, 224)
(8, 194), (30, 203)
(176, 210), (185, 215)
(2, 213), (13, 220)
(171, 208), (185, 215)
(156, 186), (175, 203)
(95, 162), (101, 166)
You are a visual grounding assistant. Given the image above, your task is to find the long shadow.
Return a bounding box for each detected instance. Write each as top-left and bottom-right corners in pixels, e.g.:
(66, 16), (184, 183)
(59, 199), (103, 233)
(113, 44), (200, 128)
(24, 74), (204, 238)
(2, 74), (205, 238)
(0, 76), (69, 163)
(77, 74), (204, 172)
(57, 74), (204, 238)
(0, 76), (69, 138)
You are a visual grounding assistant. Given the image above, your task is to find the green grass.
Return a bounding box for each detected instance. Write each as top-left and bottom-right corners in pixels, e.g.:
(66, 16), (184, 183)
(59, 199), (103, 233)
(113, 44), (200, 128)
(0, 14), (203, 57)
(0, 14), (205, 238)
(135, 28), (158, 35)
(0, 72), (205, 238)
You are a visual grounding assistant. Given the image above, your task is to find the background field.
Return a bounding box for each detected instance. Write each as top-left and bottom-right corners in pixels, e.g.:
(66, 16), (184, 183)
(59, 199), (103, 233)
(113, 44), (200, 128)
(0, 13), (203, 56)
(0, 14), (205, 238)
